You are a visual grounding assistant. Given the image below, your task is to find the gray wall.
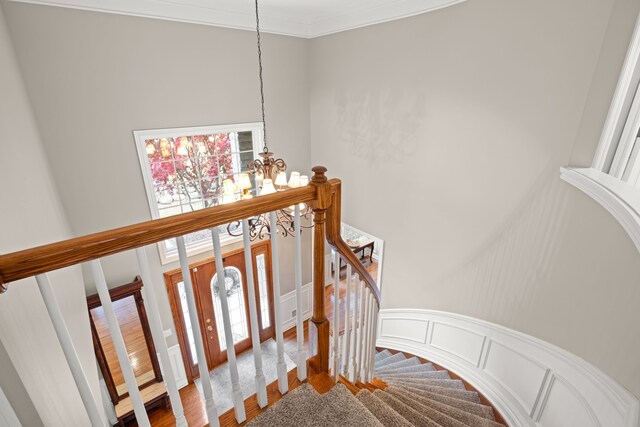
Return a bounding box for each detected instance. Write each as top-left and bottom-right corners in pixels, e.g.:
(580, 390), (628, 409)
(2, 1), (313, 348)
(309, 0), (640, 396)
(0, 2), (103, 424)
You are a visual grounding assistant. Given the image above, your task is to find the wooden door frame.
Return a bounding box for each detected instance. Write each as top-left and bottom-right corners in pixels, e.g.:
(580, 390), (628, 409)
(164, 240), (275, 384)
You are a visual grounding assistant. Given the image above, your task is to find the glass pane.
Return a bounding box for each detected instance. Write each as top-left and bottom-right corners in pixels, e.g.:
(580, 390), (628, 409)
(256, 254), (270, 329)
(211, 266), (249, 351)
(237, 131), (253, 152)
(212, 133), (233, 157)
(217, 155), (235, 179)
(177, 281), (198, 365)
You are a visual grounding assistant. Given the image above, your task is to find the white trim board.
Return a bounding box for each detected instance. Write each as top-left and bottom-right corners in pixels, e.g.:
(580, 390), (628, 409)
(376, 309), (640, 427)
(592, 11), (640, 172)
(7, 0), (467, 39)
(560, 167), (640, 255)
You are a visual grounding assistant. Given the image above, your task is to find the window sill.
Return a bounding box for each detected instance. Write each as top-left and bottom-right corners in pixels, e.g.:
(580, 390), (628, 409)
(560, 167), (640, 254)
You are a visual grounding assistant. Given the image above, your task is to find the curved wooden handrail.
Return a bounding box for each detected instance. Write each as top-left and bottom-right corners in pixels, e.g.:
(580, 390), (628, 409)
(325, 179), (381, 305)
(0, 185), (317, 285)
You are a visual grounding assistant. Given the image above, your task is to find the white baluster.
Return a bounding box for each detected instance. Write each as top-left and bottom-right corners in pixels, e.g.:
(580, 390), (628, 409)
(35, 274), (105, 426)
(293, 205), (307, 381)
(361, 290), (370, 383)
(358, 285), (369, 383)
(89, 260), (151, 427)
(342, 264), (352, 379)
(176, 237), (219, 427)
(211, 228), (246, 423)
(269, 211), (288, 394)
(135, 247), (188, 427)
(350, 274), (360, 383)
(332, 250), (340, 381)
(241, 219), (268, 408)
(369, 303), (379, 382)
(365, 294), (375, 382)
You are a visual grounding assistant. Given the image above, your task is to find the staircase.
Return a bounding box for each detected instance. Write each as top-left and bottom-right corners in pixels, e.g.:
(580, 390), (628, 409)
(247, 349), (506, 426)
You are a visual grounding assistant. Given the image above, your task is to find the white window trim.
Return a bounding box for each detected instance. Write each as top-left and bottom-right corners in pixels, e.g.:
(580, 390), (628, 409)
(133, 122), (264, 264)
(592, 12), (640, 172)
(561, 11), (640, 254)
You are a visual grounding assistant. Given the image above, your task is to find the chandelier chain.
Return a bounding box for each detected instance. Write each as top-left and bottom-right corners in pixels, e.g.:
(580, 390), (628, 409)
(255, 0), (268, 154)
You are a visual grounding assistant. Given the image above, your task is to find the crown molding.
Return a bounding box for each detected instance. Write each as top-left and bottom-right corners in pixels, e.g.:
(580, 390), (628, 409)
(7, 0), (467, 38)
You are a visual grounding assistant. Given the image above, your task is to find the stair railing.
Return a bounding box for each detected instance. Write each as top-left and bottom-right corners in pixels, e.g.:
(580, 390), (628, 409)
(308, 168), (381, 384)
(0, 166), (380, 426)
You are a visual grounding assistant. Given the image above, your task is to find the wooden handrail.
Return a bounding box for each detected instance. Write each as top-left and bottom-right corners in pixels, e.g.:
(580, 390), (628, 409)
(0, 185), (317, 286)
(325, 179), (381, 305)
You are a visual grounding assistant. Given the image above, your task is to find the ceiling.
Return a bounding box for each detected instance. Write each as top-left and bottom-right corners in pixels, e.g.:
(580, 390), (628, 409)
(9, 0), (466, 38)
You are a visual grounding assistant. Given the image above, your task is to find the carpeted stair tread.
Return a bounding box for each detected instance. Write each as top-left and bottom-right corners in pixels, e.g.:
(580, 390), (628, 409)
(386, 388), (504, 427)
(378, 370), (452, 380)
(373, 390), (444, 427)
(319, 384), (383, 426)
(382, 377), (467, 390)
(377, 362), (437, 375)
(375, 390), (467, 427)
(356, 390), (413, 427)
(375, 352), (406, 368)
(376, 350), (393, 363)
(384, 380), (481, 403)
(388, 385), (495, 420)
(249, 383), (383, 426)
(247, 383), (322, 426)
(375, 357), (421, 373)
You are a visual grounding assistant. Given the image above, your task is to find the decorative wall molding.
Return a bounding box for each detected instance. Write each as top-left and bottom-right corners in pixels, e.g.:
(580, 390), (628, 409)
(8, 0), (467, 39)
(377, 309), (640, 427)
(560, 167), (640, 254)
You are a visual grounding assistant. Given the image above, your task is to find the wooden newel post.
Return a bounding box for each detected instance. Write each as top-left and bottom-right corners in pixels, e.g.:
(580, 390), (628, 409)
(309, 166), (331, 373)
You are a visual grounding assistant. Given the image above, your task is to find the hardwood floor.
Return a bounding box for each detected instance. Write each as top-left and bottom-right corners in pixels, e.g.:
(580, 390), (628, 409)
(91, 296), (154, 387)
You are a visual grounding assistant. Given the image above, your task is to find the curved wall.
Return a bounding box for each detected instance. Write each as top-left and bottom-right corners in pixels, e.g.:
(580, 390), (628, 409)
(309, 0), (640, 398)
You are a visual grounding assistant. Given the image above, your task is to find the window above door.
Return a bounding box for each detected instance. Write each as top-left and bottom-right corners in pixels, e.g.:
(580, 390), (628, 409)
(133, 123), (263, 264)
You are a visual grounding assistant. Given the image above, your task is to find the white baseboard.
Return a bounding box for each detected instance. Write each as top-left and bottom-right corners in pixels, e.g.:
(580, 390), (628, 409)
(376, 309), (640, 427)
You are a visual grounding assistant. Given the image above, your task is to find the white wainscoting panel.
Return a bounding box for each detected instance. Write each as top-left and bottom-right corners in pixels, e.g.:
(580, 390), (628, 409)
(377, 309), (640, 427)
(538, 375), (599, 427)
(280, 283), (312, 331)
(483, 340), (549, 417)
(163, 345), (188, 390)
(429, 322), (485, 366)
(380, 317), (428, 344)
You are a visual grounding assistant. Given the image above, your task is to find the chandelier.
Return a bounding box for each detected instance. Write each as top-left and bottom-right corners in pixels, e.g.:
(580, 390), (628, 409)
(225, 0), (312, 241)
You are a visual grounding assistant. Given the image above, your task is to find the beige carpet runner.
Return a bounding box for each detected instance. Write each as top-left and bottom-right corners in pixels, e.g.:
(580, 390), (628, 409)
(248, 349), (506, 426)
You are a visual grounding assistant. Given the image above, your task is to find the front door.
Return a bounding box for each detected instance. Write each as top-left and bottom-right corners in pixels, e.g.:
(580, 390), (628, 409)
(165, 241), (275, 382)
